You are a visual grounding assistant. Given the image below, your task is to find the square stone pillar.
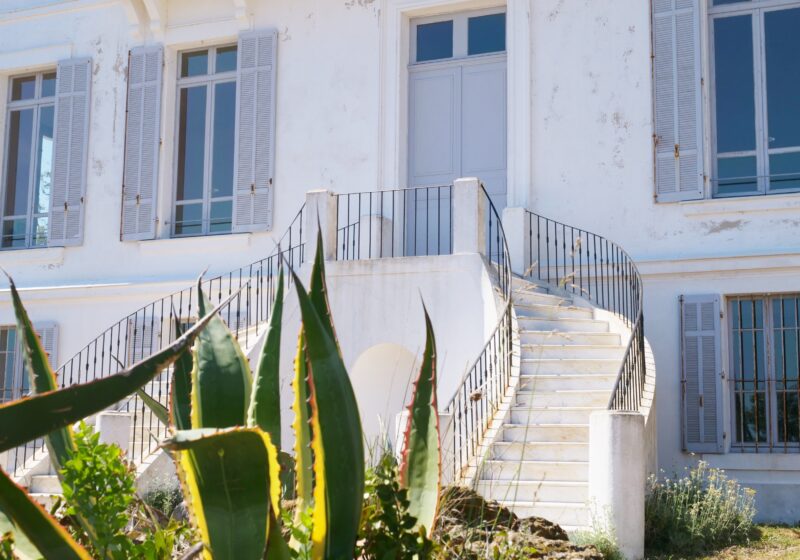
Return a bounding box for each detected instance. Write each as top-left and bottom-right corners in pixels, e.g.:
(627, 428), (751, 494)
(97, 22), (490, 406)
(452, 177), (487, 256)
(97, 411), (132, 452)
(502, 206), (530, 276)
(304, 189), (338, 261)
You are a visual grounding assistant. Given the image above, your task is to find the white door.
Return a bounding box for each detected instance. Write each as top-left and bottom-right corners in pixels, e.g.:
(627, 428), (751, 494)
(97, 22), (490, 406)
(408, 10), (507, 210)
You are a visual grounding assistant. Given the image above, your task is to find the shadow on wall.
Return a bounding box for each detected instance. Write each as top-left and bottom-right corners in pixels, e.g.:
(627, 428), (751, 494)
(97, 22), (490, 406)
(349, 343), (419, 452)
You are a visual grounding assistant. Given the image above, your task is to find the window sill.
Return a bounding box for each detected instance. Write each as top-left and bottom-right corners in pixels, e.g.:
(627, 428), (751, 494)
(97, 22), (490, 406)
(680, 191), (800, 218)
(0, 246), (65, 267)
(136, 232), (253, 257)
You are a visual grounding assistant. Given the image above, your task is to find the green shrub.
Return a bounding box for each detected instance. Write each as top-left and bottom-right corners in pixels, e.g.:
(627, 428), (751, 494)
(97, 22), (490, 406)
(645, 461), (756, 554)
(140, 475), (183, 519)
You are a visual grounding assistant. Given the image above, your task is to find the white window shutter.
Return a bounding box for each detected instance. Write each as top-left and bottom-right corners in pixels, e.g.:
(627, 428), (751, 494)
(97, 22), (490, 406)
(127, 316), (162, 365)
(49, 57), (92, 246)
(680, 295), (724, 453)
(653, 0), (704, 202)
(33, 322), (59, 371)
(233, 29), (277, 233)
(122, 46), (162, 241)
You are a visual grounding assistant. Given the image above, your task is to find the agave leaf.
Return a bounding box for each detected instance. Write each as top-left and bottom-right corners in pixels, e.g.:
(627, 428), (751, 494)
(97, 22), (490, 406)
(191, 281), (252, 429)
(308, 228), (338, 345)
(7, 276), (75, 469)
(170, 320), (193, 430)
(164, 427), (281, 560)
(264, 508), (291, 560)
(136, 389), (170, 425)
(291, 331), (313, 515)
(247, 268), (284, 445)
(0, 509), (43, 560)
(0, 291), (237, 453)
(0, 468), (90, 559)
(398, 305), (441, 536)
(290, 256), (364, 560)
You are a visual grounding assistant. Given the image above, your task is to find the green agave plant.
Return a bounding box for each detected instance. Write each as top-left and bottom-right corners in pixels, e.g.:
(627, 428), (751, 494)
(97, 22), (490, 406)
(0, 231), (443, 560)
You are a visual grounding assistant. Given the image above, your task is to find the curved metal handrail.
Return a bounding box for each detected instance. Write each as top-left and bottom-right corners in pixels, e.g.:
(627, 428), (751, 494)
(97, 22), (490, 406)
(10, 205), (307, 475)
(522, 210), (645, 412)
(443, 185), (513, 479)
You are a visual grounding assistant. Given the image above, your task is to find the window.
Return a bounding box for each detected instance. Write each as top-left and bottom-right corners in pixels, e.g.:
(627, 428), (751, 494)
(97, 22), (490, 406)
(0, 327), (24, 403)
(174, 46), (237, 236)
(729, 295), (800, 451)
(412, 10), (506, 64)
(2, 72), (56, 248)
(710, 0), (800, 197)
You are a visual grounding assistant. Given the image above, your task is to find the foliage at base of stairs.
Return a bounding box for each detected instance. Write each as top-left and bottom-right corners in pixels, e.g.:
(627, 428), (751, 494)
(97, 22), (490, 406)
(432, 486), (602, 559)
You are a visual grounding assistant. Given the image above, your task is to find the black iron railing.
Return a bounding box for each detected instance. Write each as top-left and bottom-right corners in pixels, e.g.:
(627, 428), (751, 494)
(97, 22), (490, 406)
(335, 186), (452, 260)
(524, 210), (646, 412)
(444, 185), (514, 479)
(9, 205), (306, 477)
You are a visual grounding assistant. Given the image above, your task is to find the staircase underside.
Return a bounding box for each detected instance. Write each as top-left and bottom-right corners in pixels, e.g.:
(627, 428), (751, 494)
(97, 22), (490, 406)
(475, 277), (627, 532)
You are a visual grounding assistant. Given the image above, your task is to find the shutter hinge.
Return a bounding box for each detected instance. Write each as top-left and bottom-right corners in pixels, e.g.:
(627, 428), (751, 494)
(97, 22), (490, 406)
(136, 194), (141, 205)
(63, 201), (68, 211)
(699, 395), (704, 407)
(720, 369), (726, 380)
(723, 431), (727, 440)
(269, 177), (273, 186)
(674, 144), (680, 159)
(250, 183), (255, 193)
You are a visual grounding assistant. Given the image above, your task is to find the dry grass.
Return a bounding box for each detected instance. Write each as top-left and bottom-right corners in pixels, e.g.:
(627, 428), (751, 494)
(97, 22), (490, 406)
(646, 525), (800, 560)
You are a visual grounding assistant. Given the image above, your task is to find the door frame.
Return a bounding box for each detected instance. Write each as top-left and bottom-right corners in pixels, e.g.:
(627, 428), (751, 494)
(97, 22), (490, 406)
(378, 0), (532, 208)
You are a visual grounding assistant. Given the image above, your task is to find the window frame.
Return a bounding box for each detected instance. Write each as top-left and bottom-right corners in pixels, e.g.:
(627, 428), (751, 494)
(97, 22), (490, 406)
(1, 71), (56, 249)
(0, 326), (24, 403)
(708, 0), (800, 198)
(410, 7), (506, 66)
(727, 293), (800, 453)
(171, 44), (237, 238)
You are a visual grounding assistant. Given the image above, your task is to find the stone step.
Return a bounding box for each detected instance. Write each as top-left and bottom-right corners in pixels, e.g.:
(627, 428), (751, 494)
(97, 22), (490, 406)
(516, 389), (610, 408)
(510, 406), (603, 425)
(515, 304), (594, 321)
(481, 459), (588, 481)
(490, 441), (589, 462)
(502, 423), (589, 443)
(519, 331), (622, 346)
(512, 279), (550, 293)
(499, 500), (589, 529)
(30, 493), (57, 510)
(478, 480), (588, 504)
(517, 317), (609, 333)
(521, 358), (620, 375)
(519, 373), (617, 393)
(512, 291), (571, 307)
(30, 474), (61, 494)
(520, 344), (625, 360)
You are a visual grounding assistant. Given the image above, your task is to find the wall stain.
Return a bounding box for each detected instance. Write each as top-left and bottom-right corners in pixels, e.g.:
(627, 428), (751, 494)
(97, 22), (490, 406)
(703, 219), (747, 234)
(345, 0), (375, 8)
(548, 0), (565, 22)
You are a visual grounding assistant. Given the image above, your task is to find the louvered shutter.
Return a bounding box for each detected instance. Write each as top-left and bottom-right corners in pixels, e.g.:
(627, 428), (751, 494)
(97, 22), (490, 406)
(233, 29), (277, 233)
(34, 322), (59, 370)
(653, 0), (704, 202)
(127, 316), (161, 365)
(681, 295), (724, 453)
(49, 57), (92, 246)
(122, 46), (162, 241)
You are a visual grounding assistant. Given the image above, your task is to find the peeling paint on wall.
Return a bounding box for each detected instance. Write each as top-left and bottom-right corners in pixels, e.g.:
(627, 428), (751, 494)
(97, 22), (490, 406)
(702, 219), (747, 234)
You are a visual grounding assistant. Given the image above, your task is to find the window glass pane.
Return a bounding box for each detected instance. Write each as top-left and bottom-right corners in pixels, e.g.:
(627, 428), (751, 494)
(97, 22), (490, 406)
(176, 86), (207, 202)
(215, 46), (238, 74)
(4, 109), (34, 218)
(181, 50), (209, 77)
(765, 8), (800, 151)
(30, 217), (48, 247)
(468, 13), (505, 56)
(211, 82), (236, 198)
(769, 152), (800, 191)
(416, 21), (453, 62)
(41, 73), (56, 98)
(716, 156), (758, 195)
(714, 15), (756, 154)
(174, 204), (203, 236)
(34, 105), (54, 218)
(11, 76), (35, 101)
(209, 200), (232, 233)
(2, 219), (26, 248)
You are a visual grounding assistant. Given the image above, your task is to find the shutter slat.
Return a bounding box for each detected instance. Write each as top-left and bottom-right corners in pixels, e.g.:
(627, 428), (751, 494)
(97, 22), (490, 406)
(653, 0), (704, 202)
(33, 322), (59, 371)
(233, 29), (277, 233)
(49, 58), (91, 246)
(122, 46), (162, 241)
(681, 295), (724, 453)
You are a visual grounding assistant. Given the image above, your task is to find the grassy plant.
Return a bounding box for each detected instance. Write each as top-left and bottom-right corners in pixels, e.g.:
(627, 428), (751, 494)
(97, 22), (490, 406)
(645, 461), (756, 555)
(140, 475), (183, 519)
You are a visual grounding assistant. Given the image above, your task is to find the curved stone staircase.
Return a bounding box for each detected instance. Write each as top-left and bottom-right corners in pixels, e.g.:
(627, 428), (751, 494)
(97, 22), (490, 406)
(475, 277), (631, 532)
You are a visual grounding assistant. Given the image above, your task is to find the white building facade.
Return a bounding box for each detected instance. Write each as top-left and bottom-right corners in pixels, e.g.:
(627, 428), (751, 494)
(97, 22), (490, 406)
(0, 0), (798, 533)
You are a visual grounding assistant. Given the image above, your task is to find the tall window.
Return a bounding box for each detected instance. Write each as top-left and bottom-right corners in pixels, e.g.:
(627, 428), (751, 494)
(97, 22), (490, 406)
(2, 72), (55, 248)
(174, 46), (237, 236)
(0, 327), (23, 403)
(710, 0), (800, 197)
(729, 295), (800, 451)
